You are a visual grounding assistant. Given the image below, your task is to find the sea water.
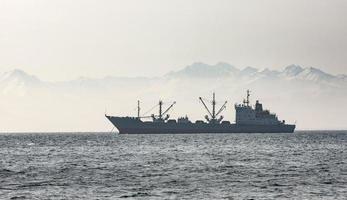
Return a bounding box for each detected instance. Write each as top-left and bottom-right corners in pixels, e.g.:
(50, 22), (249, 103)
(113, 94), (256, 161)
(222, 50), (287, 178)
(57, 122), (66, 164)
(0, 131), (346, 199)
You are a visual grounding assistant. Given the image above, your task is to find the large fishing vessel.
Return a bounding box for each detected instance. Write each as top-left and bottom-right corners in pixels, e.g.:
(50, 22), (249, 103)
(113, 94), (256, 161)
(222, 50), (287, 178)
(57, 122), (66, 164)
(105, 91), (295, 134)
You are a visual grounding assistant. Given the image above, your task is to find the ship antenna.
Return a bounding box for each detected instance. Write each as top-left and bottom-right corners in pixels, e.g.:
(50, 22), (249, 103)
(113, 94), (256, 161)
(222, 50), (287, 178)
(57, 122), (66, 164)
(246, 90), (250, 106)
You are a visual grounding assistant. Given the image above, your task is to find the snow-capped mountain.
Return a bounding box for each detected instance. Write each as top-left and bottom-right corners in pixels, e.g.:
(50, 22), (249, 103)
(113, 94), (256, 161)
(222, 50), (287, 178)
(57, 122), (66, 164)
(281, 64), (304, 77)
(239, 66), (258, 76)
(0, 69), (42, 95)
(1, 63), (345, 90)
(166, 63), (346, 86)
(0, 69), (41, 85)
(337, 74), (347, 80)
(294, 67), (335, 82)
(169, 63), (345, 82)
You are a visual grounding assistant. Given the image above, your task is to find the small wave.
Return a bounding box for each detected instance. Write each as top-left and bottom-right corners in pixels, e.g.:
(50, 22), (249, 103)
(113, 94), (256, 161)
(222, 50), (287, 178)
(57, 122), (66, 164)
(18, 181), (56, 188)
(0, 168), (21, 177)
(0, 168), (15, 174)
(120, 192), (151, 198)
(163, 190), (179, 195)
(10, 196), (26, 200)
(322, 181), (333, 185)
(269, 182), (287, 187)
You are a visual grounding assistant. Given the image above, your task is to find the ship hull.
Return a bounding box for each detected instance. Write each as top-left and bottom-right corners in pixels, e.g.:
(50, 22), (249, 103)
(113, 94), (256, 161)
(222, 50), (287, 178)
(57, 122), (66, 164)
(106, 116), (295, 134)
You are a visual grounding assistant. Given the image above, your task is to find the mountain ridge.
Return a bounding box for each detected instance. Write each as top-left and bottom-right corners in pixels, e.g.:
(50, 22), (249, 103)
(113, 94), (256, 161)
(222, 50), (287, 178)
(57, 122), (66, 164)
(167, 63), (345, 83)
(1, 63), (345, 84)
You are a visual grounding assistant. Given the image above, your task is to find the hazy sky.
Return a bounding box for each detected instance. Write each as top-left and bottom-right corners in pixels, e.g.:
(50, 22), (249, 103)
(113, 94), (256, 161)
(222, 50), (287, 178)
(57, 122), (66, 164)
(1, 0), (347, 81)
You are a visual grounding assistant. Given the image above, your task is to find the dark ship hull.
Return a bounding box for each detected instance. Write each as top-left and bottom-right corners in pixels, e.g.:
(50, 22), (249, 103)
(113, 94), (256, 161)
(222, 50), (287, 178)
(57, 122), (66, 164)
(106, 116), (295, 134)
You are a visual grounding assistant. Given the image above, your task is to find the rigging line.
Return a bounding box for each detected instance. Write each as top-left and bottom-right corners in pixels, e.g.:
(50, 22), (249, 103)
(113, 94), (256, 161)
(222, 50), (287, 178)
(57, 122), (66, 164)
(143, 104), (159, 116)
(201, 97), (224, 105)
(201, 97), (212, 104)
(161, 101), (175, 105)
(109, 127), (115, 134)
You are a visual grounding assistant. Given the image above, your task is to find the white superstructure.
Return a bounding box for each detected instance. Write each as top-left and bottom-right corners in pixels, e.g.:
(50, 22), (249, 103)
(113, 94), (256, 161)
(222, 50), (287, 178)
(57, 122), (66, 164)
(235, 91), (284, 125)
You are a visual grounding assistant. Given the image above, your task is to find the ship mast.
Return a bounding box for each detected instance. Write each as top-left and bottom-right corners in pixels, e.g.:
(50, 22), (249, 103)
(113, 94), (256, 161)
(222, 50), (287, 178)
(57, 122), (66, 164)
(212, 93), (216, 119)
(137, 100), (141, 119)
(159, 100), (163, 119)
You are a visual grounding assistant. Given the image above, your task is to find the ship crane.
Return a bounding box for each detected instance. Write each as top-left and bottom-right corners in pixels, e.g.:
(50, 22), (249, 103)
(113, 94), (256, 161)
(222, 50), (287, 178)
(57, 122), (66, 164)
(199, 93), (227, 124)
(151, 100), (176, 122)
(135, 100), (176, 121)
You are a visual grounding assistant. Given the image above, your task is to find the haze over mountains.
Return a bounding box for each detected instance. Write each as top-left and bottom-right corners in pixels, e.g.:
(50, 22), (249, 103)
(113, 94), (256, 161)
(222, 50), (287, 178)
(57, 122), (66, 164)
(1, 62), (346, 132)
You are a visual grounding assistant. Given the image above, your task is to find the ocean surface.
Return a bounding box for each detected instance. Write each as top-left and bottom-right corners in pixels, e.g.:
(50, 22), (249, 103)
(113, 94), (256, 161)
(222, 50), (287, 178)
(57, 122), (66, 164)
(0, 131), (346, 200)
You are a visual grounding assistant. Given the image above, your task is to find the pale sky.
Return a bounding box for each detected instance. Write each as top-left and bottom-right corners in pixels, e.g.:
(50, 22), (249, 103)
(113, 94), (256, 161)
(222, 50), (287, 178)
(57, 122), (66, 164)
(1, 0), (347, 81)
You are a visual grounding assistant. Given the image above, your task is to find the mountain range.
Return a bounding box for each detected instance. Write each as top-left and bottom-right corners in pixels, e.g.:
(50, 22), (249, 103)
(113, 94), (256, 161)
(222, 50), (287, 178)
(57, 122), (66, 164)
(1, 63), (346, 91)
(167, 62), (346, 85)
(0, 62), (346, 132)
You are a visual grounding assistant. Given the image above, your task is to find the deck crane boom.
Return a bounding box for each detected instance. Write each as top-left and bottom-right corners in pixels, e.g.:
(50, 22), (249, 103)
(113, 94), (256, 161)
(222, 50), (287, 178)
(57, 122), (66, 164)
(199, 97), (213, 118)
(216, 101), (228, 116)
(162, 101), (176, 116)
